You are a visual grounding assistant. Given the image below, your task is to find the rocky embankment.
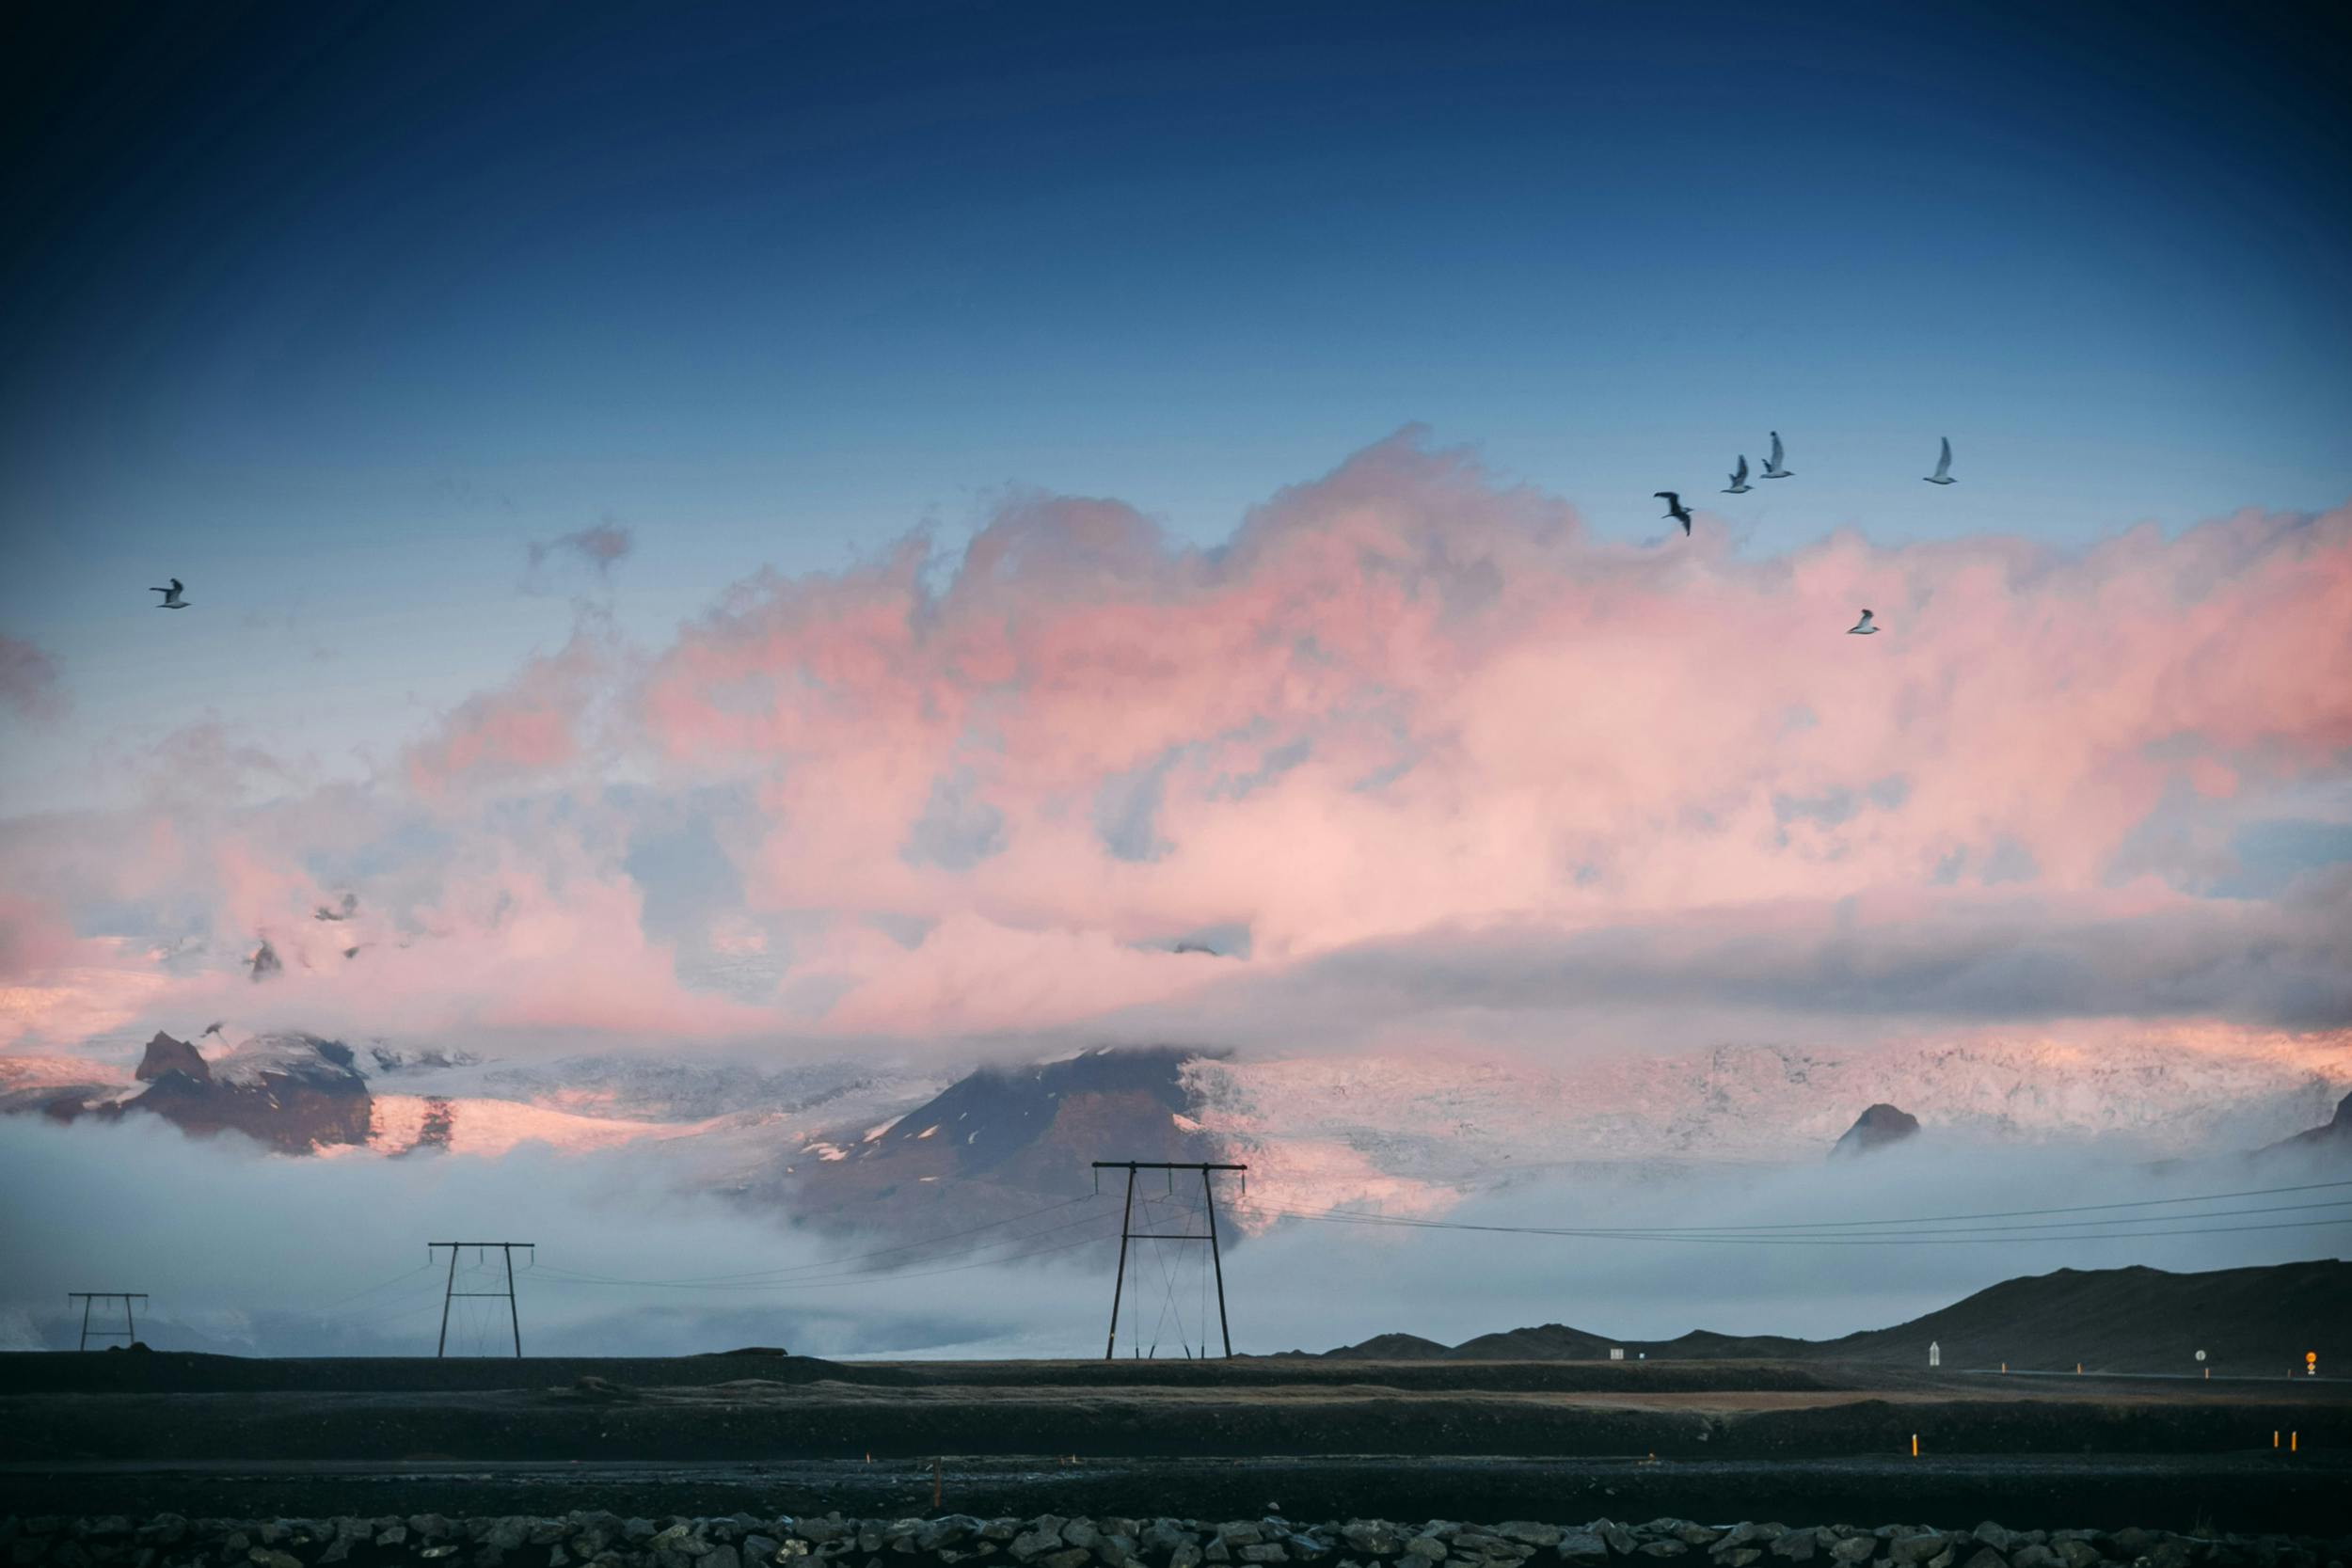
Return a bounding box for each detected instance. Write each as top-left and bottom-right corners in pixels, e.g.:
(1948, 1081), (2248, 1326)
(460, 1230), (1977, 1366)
(7, 1513), (2346, 1568)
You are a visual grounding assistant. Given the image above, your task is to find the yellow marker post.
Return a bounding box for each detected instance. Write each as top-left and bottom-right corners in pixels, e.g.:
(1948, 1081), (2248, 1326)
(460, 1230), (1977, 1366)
(1910, 1434), (1919, 1458)
(2291, 1432), (2297, 1452)
(2273, 1431), (2280, 1449)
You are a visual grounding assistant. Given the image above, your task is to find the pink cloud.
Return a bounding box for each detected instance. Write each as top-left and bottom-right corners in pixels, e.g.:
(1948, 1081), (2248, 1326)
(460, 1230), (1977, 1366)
(626, 436), (2352, 1037)
(7, 432), (2350, 1053)
(405, 621), (620, 799)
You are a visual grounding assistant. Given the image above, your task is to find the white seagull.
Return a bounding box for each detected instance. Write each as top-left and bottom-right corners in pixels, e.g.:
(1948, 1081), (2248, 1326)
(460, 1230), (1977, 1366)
(150, 578), (189, 609)
(1761, 431), (1792, 479)
(1723, 455), (1751, 494)
(1847, 609), (1879, 635)
(1923, 436), (1957, 485)
(1654, 491), (1692, 534)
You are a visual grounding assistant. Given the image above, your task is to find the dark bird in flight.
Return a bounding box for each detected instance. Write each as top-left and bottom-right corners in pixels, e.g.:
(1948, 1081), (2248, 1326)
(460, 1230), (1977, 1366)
(1924, 436), (1957, 485)
(1847, 609), (1879, 635)
(1723, 455), (1751, 494)
(1761, 432), (1792, 479)
(150, 578), (188, 609)
(1655, 492), (1692, 534)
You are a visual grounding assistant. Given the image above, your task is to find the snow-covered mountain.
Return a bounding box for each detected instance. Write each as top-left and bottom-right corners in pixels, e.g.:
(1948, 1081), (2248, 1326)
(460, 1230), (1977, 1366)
(1184, 1031), (2352, 1211)
(6, 1026), (2345, 1233)
(780, 1045), (1221, 1237)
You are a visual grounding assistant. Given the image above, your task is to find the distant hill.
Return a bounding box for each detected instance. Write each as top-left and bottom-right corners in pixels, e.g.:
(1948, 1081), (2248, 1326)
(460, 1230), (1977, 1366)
(1315, 1258), (2351, 1372)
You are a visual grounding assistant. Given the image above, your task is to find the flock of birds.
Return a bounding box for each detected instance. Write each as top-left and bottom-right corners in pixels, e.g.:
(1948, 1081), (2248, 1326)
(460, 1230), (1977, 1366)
(146, 436), (1960, 640)
(1655, 433), (1958, 636)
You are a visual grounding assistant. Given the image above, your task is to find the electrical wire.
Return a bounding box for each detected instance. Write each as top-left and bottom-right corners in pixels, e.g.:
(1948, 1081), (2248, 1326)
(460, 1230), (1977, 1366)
(307, 1260), (437, 1312)
(533, 1221), (1123, 1293)
(519, 1193), (1100, 1288)
(1249, 1205), (2352, 1246)
(530, 1202), (1117, 1291)
(1239, 1177), (2352, 1242)
(1247, 1195), (2352, 1242)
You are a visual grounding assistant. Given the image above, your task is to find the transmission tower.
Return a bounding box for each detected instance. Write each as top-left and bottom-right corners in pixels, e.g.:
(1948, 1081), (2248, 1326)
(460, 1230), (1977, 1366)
(1092, 1161), (1246, 1359)
(430, 1242), (532, 1357)
(68, 1292), (147, 1352)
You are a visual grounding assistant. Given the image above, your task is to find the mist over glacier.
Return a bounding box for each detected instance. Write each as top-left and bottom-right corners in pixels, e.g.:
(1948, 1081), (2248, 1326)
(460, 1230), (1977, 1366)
(3, 1103), (2338, 1360)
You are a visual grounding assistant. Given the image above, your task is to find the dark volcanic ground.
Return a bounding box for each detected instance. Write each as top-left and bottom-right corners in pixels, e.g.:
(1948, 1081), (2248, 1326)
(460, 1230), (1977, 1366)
(3, 1352), (2346, 1531)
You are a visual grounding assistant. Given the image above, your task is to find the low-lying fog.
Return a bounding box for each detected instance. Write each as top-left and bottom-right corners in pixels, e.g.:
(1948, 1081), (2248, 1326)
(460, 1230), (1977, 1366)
(0, 1115), (2335, 1359)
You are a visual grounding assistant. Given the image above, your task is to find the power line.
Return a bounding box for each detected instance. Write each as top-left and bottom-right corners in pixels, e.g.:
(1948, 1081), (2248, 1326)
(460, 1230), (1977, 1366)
(532, 1221), (1123, 1293)
(1249, 1205), (2352, 1246)
(1251, 1196), (2352, 1241)
(310, 1261), (438, 1312)
(529, 1202), (1118, 1291)
(1243, 1176), (2352, 1240)
(522, 1194), (1100, 1288)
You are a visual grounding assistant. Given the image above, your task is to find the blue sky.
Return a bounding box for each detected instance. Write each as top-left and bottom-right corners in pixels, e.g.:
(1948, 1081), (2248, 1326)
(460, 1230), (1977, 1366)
(2, 0), (2348, 813)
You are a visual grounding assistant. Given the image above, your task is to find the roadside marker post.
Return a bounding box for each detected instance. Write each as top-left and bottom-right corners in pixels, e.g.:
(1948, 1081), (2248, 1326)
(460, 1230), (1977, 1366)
(1910, 1434), (1918, 1458)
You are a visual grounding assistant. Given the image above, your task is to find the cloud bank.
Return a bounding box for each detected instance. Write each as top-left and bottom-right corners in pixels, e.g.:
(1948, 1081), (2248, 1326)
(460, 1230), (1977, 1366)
(3, 431), (2350, 1063)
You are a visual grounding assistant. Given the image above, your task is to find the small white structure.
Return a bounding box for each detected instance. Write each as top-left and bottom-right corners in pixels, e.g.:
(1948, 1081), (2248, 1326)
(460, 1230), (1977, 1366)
(1609, 1348), (1625, 1361)
(1929, 1340), (1941, 1368)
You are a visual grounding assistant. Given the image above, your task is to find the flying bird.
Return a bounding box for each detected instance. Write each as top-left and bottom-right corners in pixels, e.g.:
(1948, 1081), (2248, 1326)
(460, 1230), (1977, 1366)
(1761, 432), (1792, 479)
(1847, 609), (1879, 635)
(150, 578), (188, 609)
(1923, 436), (1957, 484)
(1723, 455), (1751, 494)
(1655, 492), (1692, 534)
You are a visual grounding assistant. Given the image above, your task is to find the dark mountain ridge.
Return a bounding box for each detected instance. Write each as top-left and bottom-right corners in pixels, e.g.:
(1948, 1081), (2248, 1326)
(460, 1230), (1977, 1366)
(1316, 1258), (2350, 1372)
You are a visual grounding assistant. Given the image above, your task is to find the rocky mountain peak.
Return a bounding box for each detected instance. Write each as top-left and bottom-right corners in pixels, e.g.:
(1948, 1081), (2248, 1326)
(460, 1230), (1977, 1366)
(135, 1032), (212, 1085)
(1830, 1101), (1920, 1159)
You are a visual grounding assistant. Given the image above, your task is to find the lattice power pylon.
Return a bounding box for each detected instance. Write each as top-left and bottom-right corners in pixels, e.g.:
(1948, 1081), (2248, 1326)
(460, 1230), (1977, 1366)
(1092, 1160), (1246, 1359)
